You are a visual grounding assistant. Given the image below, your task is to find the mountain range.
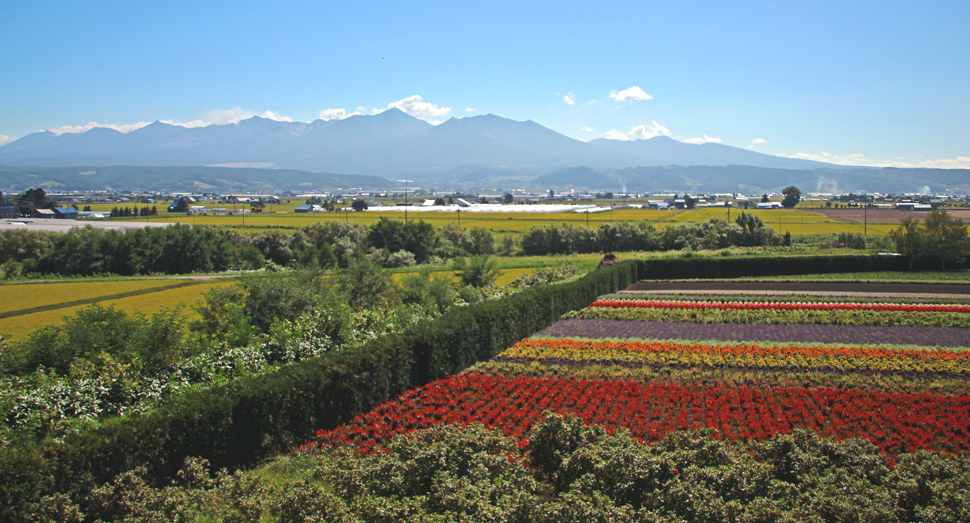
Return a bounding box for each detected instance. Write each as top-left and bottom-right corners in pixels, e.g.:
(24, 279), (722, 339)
(1, 110), (967, 194)
(0, 109), (832, 177)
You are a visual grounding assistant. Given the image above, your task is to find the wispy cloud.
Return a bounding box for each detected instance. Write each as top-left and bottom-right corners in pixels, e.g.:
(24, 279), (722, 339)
(628, 121), (671, 139)
(604, 130), (631, 141)
(582, 99), (598, 105)
(682, 134), (722, 144)
(608, 86), (652, 103)
(563, 92), (576, 105)
(784, 151), (970, 169)
(318, 108), (361, 121)
(0, 135), (14, 146)
(44, 107), (297, 135)
(581, 126), (593, 132)
(47, 121), (152, 135)
(386, 95), (451, 117)
(465, 107), (475, 112)
(751, 138), (768, 145)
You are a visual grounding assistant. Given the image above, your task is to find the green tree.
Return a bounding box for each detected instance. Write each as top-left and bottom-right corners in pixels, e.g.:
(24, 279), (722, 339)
(433, 197), (446, 206)
(172, 198), (190, 213)
(889, 216), (923, 270)
(366, 217), (438, 263)
(351, 199), (368, 212)
(922, 209), (970, 270)
(452, 254), (501, 287)
(504, 193), (514, 204)
(761, 193), (770, 203)
(781, 186), (802, 208)
(339, 250), (397, 309)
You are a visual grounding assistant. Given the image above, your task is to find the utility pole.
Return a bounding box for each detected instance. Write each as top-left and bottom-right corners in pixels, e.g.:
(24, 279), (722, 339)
(398, 179), (413, 224)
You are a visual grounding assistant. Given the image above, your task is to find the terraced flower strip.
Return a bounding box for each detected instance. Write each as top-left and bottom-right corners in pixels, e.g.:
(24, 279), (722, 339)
(304, 373), (970, 456)
(568, 305), (970, 328)
(590, 299), (970, 313)
(497, 338), (970, 375)
(537, 319), (970, 348)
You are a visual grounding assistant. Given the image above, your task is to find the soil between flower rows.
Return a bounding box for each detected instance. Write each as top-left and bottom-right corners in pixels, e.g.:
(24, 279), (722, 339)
(536, 319), (970, 348)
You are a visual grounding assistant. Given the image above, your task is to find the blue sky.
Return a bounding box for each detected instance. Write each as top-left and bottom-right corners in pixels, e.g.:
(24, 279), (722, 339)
(1, 0), (967, 168)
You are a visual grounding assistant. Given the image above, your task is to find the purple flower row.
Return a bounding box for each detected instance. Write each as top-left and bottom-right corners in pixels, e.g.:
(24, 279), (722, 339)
(537, 319), (970, 348)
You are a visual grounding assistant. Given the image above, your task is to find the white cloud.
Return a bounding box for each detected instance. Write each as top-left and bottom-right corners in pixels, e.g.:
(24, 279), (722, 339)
(582, 99), (598, 105)
(751, 138), (768, 145)
(608, 86), (652, 103)
(47, 121), (152, 135)
(581, 126), (593, 132)
(465, 107), (475, 112)
(318, 108), (362, 121)
(682, 134), (722, 144)
(201, 107), (252, 125)
(159, 119), (207, 128)
(918, 156), (970, 169)
(604, 130), (631, 141)
(356, 106), (366, 112)
(783, 152), (970, 169)
(385, 95), (451, 117)
(628, 121), (672, 139)
(258, 110), (294, 122)
(0, 134), (14, 146)
(563, 92), (576, 105)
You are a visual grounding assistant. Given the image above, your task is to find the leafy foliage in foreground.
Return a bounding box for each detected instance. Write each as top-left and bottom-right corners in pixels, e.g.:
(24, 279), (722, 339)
(31, 415), (970, 522)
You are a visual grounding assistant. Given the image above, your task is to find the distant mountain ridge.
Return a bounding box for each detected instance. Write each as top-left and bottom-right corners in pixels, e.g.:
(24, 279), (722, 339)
(0, 109), (836, 178)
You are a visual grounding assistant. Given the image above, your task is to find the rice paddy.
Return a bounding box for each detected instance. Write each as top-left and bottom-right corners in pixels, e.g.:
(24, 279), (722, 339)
(0, 280), (234, 341)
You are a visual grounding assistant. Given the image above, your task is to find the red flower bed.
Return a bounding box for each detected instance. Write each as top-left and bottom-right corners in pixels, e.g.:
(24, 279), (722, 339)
(590, 299), (970, 314)
(302, 373), (970, 456)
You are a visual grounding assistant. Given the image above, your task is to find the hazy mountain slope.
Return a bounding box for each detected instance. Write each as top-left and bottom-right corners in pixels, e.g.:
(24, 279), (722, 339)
(0, 165), (394, 193)
(587, 136), (834, 170)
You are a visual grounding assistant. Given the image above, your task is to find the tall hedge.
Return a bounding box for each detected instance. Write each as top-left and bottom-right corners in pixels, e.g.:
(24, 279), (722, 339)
(635, 253), (921, 280)
(0, 261), (638, 522)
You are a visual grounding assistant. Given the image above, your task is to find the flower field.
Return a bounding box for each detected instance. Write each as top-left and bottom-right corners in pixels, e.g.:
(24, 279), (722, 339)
(306, 286), (970, 461)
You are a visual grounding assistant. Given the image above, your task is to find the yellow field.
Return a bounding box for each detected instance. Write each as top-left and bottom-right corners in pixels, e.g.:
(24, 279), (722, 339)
(0, 279), (193, 316)
(668, 208), (836, 224)
(96, 205), (904, 238)
(765, 223), (896, 236)
(0, 281), (234, 341)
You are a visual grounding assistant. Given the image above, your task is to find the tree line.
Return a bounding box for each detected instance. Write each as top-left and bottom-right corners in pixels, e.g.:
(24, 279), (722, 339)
(890, 209), (970, 269)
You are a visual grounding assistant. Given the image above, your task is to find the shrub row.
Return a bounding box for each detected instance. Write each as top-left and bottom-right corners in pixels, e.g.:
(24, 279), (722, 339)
(0, 261), (638, 522)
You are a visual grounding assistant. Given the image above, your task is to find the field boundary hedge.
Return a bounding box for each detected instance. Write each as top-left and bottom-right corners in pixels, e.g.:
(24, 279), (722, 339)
(634, 254), (932, 280)
(0, 261), (638, 521)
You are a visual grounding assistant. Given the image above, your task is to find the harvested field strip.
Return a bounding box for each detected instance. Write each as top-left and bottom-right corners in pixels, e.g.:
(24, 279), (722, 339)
(608, 290), (970, 301)
(497, 338), (970, 375)
(591, 299), (970, 313)
(569, 305), (970, 328)
(306, 373), (970, 456)
(0, 279), (192, 316)
(0, 281), (233, 340)
(537, 319), (970, 348)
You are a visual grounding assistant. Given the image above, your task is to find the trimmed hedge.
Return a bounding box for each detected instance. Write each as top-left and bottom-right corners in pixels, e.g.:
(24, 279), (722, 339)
(635, 254), (922, 280)
(0, 261), (638, 522)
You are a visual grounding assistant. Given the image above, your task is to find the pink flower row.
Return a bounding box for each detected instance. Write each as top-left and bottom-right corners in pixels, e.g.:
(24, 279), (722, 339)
(590, 299), (970, 314)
